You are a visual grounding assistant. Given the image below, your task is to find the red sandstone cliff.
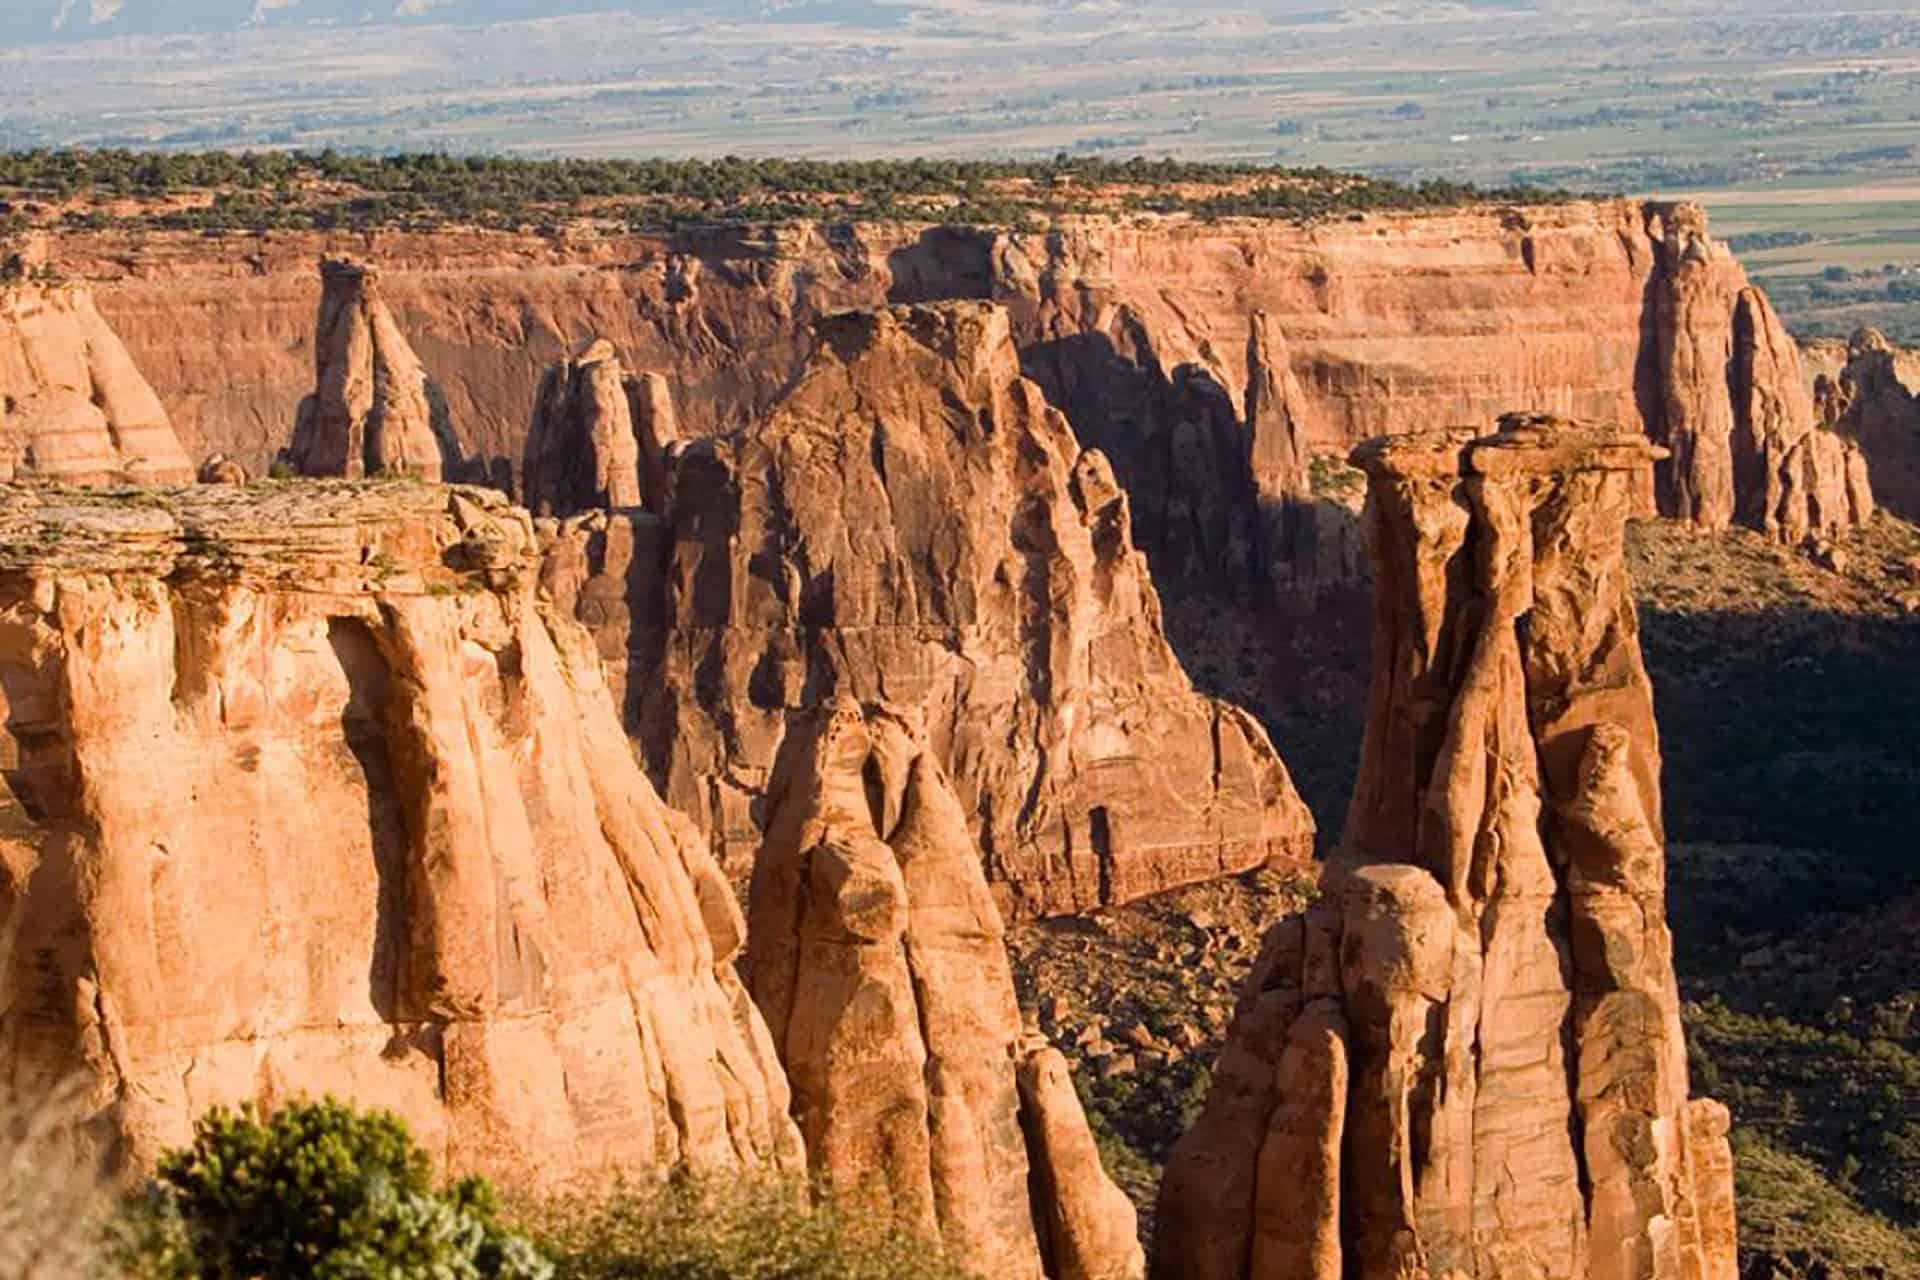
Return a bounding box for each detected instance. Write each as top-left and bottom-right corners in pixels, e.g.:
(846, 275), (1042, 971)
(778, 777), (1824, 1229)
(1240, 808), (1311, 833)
(0, 482), (803, 1184)
(1153, 416), (1737, 1280)
(747, 701), (1144, 1280)
(541, 303), (1315, 918)
(0, 280), (194, 485)
(1815, 328), (1920, 523)
(64, 200), (1865, 566)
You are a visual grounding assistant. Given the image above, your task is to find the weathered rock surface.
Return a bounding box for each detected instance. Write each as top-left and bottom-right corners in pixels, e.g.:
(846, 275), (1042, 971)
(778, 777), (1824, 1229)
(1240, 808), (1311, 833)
(287, 259), (453, 482)
(1154, 416), (1737, 1280)
(747, 701), (1143, 1280)
(1815, 328), (1920, 523)
(544, 301), (1314, 917)
(0, 281), (193, 486)
(0, 481), (803, 1186)
(523, 338), (645, 516)
(69, 200), (1864, 585)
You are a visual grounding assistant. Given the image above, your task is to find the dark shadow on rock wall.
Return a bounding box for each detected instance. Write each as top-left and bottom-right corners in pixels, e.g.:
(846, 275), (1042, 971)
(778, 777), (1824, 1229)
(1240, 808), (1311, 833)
(884, 227), (996, 305)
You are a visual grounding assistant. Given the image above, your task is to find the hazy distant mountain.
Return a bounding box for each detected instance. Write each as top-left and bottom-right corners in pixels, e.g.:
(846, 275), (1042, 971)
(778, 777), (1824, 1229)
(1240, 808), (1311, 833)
(0, 1), (664, 42)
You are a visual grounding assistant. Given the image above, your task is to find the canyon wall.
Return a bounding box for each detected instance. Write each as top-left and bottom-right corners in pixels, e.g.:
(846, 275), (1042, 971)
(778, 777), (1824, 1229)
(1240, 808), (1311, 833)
(1152, 416), (1737, 1280)
(541, 302), (1315, 917)
(0, 481), (804, 1185)
(65, 199), (1864, 575)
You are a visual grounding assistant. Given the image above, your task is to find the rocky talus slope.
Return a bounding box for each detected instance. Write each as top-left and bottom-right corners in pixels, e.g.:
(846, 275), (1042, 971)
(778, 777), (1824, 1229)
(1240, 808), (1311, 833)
(1153, 417), (1738, 1280)
(0, 482), (804, 1185)
(0, 280), (194, 485)
(541, 302), (1315, 918)
(747, 701), (1144, 1280)
(286, 258), (457, 482)
(69, 199), (1871, 577)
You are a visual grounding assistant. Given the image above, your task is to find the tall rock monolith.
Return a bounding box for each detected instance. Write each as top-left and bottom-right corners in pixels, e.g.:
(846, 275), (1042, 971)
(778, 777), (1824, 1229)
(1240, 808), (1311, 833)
(1153, 414), (1737, 1280)
(523, 338), (645, 516)
(288, 258), (452, 481)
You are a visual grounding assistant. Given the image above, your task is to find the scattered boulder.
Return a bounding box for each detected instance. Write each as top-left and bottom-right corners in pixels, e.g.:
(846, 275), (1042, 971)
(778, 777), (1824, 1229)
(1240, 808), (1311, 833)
(196, 453), (248, 486)
(1154, 415), (1737, 1280)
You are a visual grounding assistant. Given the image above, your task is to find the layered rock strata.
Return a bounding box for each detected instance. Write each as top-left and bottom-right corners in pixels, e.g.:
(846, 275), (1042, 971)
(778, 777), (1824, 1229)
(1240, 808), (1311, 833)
(747, 701), (1143, 1280)
(523, 338), (646, 516)
(1815, 328), (1920, 522)
(0, 481), (803, 1185)
(1154, 415), (1737, 1280)
(74, 199), (1863, 586)
(0, 280), (194, 485)
(287, 259), (453, 482)
(543, 301), (1315, 917)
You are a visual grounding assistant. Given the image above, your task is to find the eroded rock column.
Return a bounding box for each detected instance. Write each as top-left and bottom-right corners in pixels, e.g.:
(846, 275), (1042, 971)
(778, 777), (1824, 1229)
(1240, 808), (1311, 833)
(288, 258), (451, 481)
(523, 339), (646, 516)
(0, 280), (195, 485)
(747, 701), (1144, 1280)
(1155, 414), (1737, 1280)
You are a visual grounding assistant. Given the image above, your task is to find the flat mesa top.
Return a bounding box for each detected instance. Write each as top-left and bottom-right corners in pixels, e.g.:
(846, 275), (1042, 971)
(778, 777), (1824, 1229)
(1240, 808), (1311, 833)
(0, 480), (532, 580)
(1349, 415), (1666, 479)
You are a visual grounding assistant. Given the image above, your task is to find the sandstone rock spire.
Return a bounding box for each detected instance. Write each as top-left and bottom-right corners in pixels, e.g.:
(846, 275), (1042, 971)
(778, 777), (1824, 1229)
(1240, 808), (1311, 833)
(523, 338), (645, 516)
(1729, 287), (1873, 542)
(630, 369), (682, 515)
(1815, 326), (1920, 522)
(1644, 203), (1870, 542)
(288, 259), (453, 481)
(0, 279), (194, 485)
(546, 301), (1314, 918)
(1154, 415), (1737, 1280)
(747, 701), (1144, 1280)
(0, 481), (803, 1186)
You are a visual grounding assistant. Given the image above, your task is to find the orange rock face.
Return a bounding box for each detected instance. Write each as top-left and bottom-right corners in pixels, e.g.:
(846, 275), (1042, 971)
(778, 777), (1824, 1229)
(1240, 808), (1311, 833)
(544, 302), (1315, 917)
(0, 482), (802, 1186)
(746, 701), (1143, 1280)
(1153, 416), (1737, 1280)
(69, 199), (1866, 565)
(0, 280), (193, 485)
(1730, 288), (1873, 541)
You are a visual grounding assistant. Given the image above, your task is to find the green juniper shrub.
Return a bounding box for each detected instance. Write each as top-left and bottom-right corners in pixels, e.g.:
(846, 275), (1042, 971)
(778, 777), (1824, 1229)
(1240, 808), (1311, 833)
(116, 1097), (550, 1280)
